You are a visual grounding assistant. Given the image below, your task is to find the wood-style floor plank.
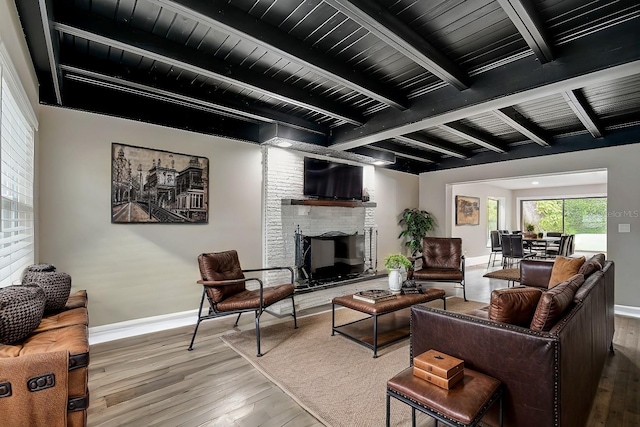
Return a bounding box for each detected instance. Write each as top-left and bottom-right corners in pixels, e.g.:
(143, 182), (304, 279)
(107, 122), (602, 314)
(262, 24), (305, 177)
(88, 267), (639, 427)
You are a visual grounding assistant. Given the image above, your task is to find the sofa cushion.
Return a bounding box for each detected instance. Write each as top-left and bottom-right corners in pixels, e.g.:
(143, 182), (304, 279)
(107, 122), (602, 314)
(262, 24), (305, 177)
(548, 256), (585, 288)
(489, 287), (543, 326)
(578, 253), (604, 278)
(0, 285), (46, 345)
(531, 274), (584, 331)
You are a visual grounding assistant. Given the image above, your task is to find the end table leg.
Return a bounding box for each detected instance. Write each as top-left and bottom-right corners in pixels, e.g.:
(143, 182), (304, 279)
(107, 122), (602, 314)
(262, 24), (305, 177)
(386, 392), (391, 427)
(411, 407), (416, 427)
(499, 393), (503, 427)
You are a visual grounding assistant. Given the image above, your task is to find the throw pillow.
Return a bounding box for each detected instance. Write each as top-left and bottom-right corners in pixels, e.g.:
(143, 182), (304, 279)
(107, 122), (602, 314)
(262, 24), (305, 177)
(22, 268), (72, 312)
(489, 287), (543, 326)
(531, 274), (585, 332)
(548, 256), (585, 288)
(578, 253), (605, 278)
(0, 284), (46, 344)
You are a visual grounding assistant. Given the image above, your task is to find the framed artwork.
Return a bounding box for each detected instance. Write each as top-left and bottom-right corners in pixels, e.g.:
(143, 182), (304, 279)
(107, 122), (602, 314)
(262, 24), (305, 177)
(111, 143), (209, 223)
(455, 195), (480, 226)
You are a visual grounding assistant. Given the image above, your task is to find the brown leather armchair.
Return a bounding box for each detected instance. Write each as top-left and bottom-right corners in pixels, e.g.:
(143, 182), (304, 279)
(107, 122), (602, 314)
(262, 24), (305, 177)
(409, 237), (466, 300)
(188, 250), (297, 356)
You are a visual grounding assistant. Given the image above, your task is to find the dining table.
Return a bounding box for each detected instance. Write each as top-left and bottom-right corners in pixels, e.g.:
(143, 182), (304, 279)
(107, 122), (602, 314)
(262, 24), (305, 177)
(522, 237), (561, 259)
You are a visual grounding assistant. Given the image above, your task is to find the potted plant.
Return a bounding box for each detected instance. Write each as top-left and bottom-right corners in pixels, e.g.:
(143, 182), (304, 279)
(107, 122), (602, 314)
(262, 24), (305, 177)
(398, 208), (436, 256)
(524, 223), (537, 239)
(384, 254), (412, 292)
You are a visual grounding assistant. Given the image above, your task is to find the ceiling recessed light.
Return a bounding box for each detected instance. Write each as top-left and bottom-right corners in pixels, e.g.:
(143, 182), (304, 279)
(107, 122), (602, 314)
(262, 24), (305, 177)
(276, 141), (292, 148)
(373, 160), (387, 166)
(532, 181), (539, 185)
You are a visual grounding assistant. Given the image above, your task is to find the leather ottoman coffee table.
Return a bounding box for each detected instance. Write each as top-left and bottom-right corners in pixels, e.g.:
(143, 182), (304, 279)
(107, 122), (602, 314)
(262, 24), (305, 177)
(331, 290), (446, 357)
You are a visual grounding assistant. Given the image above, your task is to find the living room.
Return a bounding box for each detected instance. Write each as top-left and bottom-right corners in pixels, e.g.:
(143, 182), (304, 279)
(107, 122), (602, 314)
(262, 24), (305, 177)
(2, 0), (640, 425)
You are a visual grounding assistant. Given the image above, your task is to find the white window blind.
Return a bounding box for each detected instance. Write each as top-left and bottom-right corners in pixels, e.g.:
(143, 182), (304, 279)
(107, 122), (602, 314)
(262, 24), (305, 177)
(0, 69), (35, 287)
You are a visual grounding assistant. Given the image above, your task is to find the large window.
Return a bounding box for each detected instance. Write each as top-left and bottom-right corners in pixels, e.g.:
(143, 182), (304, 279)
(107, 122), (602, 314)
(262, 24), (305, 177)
(486, 198), (499, 246)
(521, 197), (607, 252)
(0, 50), (36, 287)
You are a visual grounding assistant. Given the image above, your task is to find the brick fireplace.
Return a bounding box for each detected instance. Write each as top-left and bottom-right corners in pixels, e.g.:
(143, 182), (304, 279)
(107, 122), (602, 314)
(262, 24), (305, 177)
(263, 147), (382, 313)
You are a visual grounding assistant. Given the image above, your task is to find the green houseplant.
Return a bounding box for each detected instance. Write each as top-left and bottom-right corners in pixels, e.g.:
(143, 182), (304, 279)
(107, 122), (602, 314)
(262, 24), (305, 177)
(398, 208), (436, 256)
(384, 254), (412, 271)
(384, 254), (412, 292)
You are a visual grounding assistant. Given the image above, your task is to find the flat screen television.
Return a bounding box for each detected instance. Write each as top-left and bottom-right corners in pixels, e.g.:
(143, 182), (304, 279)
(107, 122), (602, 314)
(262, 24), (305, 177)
(303, 157), (363, 200)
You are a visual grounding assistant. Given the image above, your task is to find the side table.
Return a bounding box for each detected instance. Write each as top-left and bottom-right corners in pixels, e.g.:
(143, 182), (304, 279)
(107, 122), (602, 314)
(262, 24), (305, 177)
(386, 367), (502, 427)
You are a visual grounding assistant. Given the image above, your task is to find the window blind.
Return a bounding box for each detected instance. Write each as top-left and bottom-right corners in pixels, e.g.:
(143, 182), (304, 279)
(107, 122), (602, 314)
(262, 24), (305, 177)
(0, 70), (35, 287)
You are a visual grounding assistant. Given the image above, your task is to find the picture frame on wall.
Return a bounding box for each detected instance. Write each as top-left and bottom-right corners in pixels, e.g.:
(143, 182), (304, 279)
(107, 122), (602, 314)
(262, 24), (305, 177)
(111, 143), (209, 224)
(455, 195), (480, 226)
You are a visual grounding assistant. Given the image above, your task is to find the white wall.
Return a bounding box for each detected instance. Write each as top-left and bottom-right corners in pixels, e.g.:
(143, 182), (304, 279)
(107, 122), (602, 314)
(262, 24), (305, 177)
(375, 169), (420, 259)
(38, 106), (264, 326)
(420, 146), (640, 308)
(451, 183), (512, 259)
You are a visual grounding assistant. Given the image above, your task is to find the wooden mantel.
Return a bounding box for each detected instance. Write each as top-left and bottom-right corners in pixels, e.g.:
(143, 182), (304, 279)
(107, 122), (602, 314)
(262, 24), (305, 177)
(281, 199), (377, 208)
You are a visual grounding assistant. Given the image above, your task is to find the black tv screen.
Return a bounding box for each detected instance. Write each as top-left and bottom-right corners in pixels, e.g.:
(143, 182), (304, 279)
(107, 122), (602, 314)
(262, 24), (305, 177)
(303, 157), (363, 200)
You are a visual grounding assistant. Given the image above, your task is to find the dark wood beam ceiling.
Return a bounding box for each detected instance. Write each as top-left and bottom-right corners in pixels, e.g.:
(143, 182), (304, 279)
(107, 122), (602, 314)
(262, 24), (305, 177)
(496, 0), (553, 62)
(561, 90), (605, 138)
(438, 123), (507, 153)
(329, 19), (640, 150)
(322, 0), (470, 90)
(492, 107), (551, 146)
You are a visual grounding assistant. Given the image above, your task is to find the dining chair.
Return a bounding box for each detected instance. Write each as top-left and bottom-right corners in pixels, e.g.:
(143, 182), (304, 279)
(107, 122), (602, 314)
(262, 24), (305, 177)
(500, 233), (512, 267)
(506, 234), (535, 267)
(487, 230), (502, 267)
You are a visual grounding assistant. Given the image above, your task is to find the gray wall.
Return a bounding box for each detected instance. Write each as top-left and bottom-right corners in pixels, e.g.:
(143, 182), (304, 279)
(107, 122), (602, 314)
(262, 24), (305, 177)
(37, 106), (420, 326)
(420, 149), (640, 308)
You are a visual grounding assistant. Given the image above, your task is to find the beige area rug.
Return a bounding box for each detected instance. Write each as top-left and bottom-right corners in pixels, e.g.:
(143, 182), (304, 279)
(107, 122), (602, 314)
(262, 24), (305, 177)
(221, 297), (487, 427)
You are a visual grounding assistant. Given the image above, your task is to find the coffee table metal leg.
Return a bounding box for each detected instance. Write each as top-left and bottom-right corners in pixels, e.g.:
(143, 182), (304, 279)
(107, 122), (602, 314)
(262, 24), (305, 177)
(373, 313), (378, 358)
(331, 303), (335, 336)
(412, 407), (416, 427)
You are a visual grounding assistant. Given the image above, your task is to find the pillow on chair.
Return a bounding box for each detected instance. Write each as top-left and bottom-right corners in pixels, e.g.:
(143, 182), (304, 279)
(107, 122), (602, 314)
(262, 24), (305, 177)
(548, 256), (585, 288)
(489, 287), (543, 326)
(531, 274), (584, 332)
(0, 285), (46, 344)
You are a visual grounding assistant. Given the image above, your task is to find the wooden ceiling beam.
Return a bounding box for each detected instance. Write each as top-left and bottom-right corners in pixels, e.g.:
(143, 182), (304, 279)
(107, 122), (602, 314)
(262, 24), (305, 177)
(493, 107), (551, 146)
(496, 0), (553, 63)
(53, 11), (365, 126)
(438, 123), (507, 153)
(394, 134), (470, 159)
(561, 90), (604, 138)
(323, 0), (469, 90)
(144, 0), (408, 110)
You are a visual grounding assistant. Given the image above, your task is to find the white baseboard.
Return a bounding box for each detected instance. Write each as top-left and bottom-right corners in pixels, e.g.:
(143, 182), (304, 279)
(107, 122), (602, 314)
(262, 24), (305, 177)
(89, 299), (640, 345)
(614, 304), (640, 319)
(89, 309), (199, 345)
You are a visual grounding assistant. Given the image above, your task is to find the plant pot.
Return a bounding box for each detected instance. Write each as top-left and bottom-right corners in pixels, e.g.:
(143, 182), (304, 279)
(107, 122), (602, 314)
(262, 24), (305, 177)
(524, 233), (537, 239)
(388, 269), (402, 293)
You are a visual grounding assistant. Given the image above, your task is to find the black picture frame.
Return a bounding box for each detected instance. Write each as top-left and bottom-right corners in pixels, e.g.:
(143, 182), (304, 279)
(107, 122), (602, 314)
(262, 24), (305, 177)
(111, 143), (209, 224)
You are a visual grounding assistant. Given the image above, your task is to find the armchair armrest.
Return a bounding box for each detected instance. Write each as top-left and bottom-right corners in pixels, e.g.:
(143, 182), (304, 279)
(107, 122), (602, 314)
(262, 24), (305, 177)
(243, 266), (295, 283)
(197, 278), (256, 287)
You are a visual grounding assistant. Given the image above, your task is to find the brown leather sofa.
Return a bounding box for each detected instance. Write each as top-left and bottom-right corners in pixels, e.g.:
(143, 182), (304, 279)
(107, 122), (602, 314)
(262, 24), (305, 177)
(0, 290), (89, 427)
(410, 257), (614, 427)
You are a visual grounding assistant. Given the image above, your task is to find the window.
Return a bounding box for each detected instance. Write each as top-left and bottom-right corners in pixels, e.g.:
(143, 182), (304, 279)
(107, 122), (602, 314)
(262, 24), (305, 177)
(521, 197), (607, 252)
(0, 48), (37, 287)
(486, 198), (499, 246)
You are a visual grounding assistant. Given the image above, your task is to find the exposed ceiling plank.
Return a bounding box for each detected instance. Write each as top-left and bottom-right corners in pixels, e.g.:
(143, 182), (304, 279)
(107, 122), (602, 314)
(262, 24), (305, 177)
(323, 0), (469, 90)
(63, 78), (260, 142)
(394, 134), (470, 159)
(370, 141), (438, 163)
(59, 62), (328, 135)
(438, 123), (507, 153)
(423, 124), (640, 172)
(347, 146), (397, 164)
(561, 90), (605, 138)
(145, 0), (407, 110)
(496, 0), (553, 63)
(493, 107), (551, 146)
(329, 19), (640, 150)
(38, 0), (62, 104)
(53, 12), (365, 126)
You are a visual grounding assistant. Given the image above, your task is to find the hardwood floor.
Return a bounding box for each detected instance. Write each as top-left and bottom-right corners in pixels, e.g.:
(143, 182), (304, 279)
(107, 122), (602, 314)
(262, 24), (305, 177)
(88, 266), (639, 426)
